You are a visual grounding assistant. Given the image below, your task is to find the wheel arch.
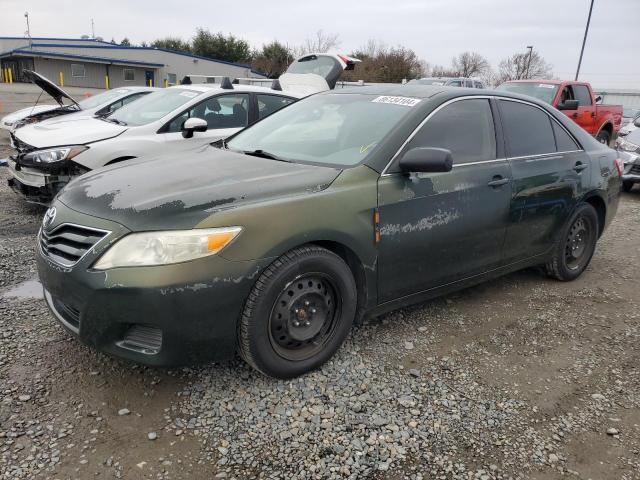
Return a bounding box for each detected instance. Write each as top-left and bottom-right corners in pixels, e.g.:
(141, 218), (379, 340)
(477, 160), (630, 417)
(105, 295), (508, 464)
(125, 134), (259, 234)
(581, 191), (607, 237)
(596, 121), (613, 139)
(311, 240), (371, 321)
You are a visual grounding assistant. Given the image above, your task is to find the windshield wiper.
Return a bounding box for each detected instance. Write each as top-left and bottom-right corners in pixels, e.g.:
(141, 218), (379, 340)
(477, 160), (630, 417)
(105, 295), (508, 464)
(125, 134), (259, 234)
(242, 149), (290, 162)
(99, 116), (127, 126)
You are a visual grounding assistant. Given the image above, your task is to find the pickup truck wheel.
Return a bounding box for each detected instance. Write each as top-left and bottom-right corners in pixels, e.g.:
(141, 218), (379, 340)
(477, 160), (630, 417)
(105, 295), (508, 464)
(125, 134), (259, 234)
(238, 245), (356, 378)
(545, 203), (598, 281)
(623, 180), (634, 192)
(596, 130), (611, 146)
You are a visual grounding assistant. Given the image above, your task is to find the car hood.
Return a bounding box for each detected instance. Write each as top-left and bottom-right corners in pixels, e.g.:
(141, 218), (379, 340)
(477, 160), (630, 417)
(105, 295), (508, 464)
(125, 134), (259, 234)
(23, 70), (79, 108)
(625, 128), (640, 146)
(14, 117), (127, 148)
(1, 104), (59, 126)
(57, 147), (342, 231)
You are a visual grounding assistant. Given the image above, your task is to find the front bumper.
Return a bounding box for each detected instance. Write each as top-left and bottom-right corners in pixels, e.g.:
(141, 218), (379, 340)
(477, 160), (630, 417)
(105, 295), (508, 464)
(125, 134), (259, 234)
(619, 151), (640, 183)
(7, 159), (77, 205)
(37, 203), (270, 366)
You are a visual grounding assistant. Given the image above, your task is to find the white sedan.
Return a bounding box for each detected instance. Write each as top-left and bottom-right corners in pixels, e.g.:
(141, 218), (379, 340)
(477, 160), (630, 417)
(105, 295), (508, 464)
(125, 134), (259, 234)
(1, 70), (155, 131)
(7, 53), (359, 204)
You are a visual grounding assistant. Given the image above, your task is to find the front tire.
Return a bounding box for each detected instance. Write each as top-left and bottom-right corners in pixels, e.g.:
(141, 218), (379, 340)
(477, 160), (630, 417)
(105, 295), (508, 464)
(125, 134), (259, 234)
(623, 180), (634, 193)
(545, 203), (599, 281)
(238, 245), (357, 378)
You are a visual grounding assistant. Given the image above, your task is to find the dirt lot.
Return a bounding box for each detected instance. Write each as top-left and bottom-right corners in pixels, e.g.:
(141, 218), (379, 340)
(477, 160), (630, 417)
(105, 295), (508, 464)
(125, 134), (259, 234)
(0, 136), (639, 479)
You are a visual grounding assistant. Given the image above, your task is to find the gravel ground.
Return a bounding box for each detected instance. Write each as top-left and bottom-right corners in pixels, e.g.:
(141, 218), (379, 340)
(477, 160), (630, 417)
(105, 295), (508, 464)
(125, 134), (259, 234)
(0, 140), (639, 479)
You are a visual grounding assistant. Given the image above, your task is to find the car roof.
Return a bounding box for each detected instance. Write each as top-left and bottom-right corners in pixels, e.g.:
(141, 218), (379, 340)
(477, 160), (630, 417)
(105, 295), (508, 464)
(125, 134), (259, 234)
(504, 79), (565, 85)
(331, 84), (447, 98)
(169, 83), (303, 97)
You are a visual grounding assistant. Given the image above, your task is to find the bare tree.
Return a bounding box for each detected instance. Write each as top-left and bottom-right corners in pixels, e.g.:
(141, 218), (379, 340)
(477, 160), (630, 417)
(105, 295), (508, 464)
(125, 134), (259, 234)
(497, 50), (553, 83)
(293, 30), (341, 57)
(430, 64), (459, 78)
(451, 51), (490, 78)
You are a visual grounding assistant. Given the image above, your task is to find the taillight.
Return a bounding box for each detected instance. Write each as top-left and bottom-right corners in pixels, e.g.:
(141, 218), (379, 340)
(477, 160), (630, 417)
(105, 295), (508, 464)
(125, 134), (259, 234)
(614, 158), (623, 176)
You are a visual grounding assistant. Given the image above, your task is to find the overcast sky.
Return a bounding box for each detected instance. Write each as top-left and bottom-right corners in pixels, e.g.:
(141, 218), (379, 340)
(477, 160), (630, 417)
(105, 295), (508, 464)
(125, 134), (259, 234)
(1, 0), (637, 89)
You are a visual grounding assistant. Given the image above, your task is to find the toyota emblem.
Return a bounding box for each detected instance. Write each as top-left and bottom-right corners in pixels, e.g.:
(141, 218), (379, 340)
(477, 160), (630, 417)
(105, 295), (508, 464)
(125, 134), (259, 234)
(43, 207), (56, 230)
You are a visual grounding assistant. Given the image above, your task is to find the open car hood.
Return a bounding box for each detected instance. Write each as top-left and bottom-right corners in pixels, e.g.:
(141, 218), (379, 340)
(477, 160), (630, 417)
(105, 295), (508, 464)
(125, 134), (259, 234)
(23, 70), (80, 108)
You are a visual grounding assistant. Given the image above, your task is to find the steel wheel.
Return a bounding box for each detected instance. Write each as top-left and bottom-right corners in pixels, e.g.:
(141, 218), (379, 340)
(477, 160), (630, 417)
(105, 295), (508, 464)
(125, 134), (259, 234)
(268, 273), (341, 361)
(564, 215), (594, 271)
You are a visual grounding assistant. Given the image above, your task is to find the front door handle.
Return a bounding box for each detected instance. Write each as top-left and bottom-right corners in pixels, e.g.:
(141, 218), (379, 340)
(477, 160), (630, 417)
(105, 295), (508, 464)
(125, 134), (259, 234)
(572, 112), (579, 119)
(574, 162), (588, 172)
(487, 176), (509, 188)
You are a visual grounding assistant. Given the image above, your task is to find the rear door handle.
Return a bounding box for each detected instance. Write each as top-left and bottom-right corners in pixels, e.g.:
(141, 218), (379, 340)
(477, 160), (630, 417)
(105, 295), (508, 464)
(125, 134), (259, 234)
(487, 176), (509, 187)
(574, 162), (588, 172)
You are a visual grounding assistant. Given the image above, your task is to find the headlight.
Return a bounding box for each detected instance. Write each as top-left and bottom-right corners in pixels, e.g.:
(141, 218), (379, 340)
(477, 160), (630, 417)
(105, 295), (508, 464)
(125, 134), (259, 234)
(93, 227), (242, 270)
(23, 145), (88, 164)
(616, 138), (640, 153)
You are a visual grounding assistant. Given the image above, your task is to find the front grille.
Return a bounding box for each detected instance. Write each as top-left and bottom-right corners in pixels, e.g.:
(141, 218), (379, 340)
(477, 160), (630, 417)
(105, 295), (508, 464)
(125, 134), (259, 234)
(630, 164), (640, 175)
(118, 325), (163, 355)
(40, 224), (110, 267)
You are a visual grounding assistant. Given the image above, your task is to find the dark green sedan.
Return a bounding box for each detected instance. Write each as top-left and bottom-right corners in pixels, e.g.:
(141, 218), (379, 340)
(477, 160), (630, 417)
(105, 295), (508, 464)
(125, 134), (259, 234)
(37, 85), (622, 378)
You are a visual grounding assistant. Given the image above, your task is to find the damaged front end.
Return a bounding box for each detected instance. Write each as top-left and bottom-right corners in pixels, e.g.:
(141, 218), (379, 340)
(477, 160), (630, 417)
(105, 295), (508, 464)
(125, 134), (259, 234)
(8, 134), (89, 205)
(12, 105), (79, 130)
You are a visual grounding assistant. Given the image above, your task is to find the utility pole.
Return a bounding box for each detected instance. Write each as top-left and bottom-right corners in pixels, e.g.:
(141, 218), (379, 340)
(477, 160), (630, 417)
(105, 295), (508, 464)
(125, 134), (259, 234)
(525, 45), (533, 78)
(575, 0), (595, 81)
(91, 18), (95, 39)
(24, 12), (32, 48)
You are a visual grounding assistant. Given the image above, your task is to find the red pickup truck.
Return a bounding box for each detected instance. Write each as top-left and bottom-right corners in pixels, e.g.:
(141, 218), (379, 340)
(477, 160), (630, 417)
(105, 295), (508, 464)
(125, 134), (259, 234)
(497, 80), (623, 145)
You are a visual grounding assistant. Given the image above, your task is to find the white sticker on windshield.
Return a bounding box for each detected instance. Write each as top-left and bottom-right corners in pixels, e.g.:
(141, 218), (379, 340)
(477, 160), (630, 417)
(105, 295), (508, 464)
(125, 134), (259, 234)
(179, 91), (198, 98)
(372, 96), (421, 107)
(538, 84), (556, 88)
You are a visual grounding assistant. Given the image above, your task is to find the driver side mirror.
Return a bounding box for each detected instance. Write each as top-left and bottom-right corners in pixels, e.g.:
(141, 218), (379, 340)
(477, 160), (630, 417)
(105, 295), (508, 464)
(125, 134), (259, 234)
(634, 117), (640, 128)
(182, 117), (208, 138)
(595, 95), (602, 103)
(398, 147), (453, 173)
(557, 100), (579, 111)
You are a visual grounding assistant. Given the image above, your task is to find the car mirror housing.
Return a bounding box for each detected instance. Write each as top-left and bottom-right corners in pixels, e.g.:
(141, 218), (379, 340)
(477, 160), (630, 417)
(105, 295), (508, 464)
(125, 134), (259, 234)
(557, 100), (579, 111)
(182, 117), (208, 138)
(398, 147), (453, 174)
(634, 117), (640, 128)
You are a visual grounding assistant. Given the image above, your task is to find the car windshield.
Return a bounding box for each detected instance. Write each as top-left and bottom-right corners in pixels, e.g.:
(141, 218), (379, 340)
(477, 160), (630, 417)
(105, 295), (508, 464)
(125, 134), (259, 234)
(108, 88), (202, 126)
(227, 93), (418, 167)
(78, 89), (132, 109)
(496, 82), (559, 104)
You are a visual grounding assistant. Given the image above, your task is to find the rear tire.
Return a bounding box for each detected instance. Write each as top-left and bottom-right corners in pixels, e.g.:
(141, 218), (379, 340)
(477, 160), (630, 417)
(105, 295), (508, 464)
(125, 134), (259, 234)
(545, 203), (599, 281)
(623, 180), (634, 193)
(596, 130), (611, 146)
(238, 245), (356, 378)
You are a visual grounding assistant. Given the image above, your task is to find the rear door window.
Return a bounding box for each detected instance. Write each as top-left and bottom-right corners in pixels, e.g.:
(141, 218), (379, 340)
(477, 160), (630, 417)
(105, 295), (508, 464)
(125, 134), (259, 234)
(256, 95), (296, 121)
(552, 121), (579, 151)
(406, 99), (496, 165)
(499, 100), (556, 157)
